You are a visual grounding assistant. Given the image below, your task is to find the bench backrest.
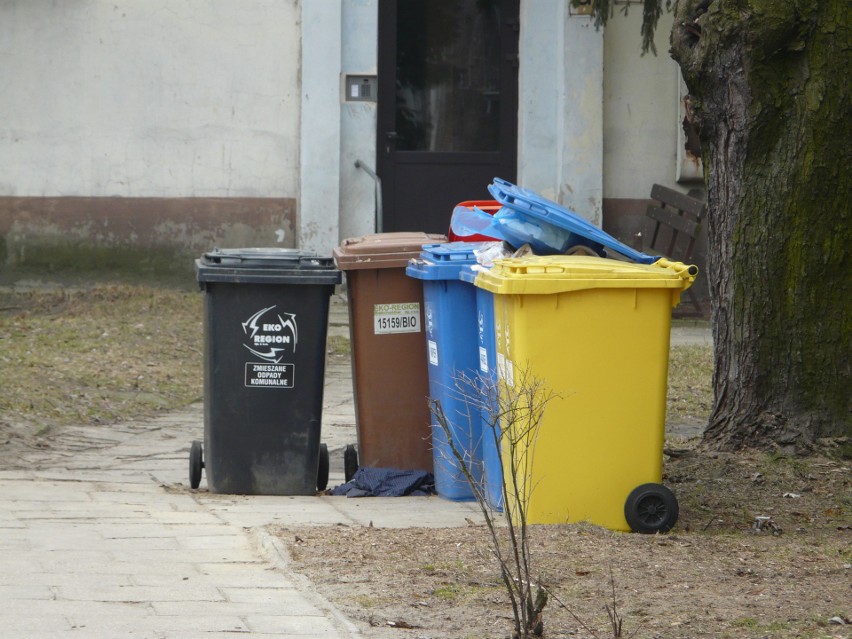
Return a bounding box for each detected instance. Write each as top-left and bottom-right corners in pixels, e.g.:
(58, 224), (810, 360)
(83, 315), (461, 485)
(646, 184), (706, 263)
(646, 184), (707, 317)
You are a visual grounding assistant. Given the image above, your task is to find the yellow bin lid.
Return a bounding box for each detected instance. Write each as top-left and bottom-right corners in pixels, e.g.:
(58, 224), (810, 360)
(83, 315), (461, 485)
(473, 255), (697, 296)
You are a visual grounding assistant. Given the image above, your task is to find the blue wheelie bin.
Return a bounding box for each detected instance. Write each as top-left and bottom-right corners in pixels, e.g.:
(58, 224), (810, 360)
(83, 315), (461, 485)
(459, 265), (501, 510)
(406, 243), (489, 501)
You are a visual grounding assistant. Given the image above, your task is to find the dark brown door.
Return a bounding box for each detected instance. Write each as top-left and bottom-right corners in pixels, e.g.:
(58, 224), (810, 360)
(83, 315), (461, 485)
(377, 0), (519, 234)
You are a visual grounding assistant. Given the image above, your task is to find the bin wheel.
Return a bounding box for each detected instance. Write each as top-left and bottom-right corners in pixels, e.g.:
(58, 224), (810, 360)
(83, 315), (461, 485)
(189, 440), (204, 490)
(344, 444), (359, 483)
(317, 443), (330, 492)
(624, 483), (679, 534)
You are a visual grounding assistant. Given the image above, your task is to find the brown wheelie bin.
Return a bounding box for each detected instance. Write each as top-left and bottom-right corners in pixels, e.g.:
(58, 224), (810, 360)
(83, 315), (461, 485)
(333, 232), (446, 479)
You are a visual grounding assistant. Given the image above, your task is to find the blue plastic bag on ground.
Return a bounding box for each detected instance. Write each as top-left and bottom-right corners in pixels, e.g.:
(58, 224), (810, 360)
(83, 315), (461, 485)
(331, 467), (436, 497)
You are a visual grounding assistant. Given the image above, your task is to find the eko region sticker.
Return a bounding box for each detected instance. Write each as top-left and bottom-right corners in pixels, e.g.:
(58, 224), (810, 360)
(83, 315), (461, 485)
(241, 305), (297, 389)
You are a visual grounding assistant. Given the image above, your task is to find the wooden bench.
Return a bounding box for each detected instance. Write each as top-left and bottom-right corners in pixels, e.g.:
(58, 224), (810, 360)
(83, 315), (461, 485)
(645, 184), (706, 317)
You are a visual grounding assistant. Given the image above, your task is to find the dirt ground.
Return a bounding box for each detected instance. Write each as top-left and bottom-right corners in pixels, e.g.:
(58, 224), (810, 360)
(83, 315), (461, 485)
(279, 442), (851, 639)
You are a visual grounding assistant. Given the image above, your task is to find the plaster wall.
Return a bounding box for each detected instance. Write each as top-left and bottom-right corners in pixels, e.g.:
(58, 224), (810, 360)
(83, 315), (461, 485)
(599, 9), (707, 308)
(339, 0), (379, 243)
(603, 8), (680, 199)
(299, 2), (342, 253)
(0, 1), (302, 280)
(0, 1), (698, 282)
(518, 0), (603, 226)
(0, 0), (301, 200)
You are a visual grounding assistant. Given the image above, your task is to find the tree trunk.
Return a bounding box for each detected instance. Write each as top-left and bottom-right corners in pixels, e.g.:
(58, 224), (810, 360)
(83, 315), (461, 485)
(670, 0), (851, 452)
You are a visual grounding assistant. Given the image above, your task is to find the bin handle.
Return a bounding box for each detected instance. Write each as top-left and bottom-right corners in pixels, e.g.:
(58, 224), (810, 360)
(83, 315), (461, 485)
(654, 257), (699, 279)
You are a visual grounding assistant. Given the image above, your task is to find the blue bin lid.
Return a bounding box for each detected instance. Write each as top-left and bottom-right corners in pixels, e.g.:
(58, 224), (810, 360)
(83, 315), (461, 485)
(459, 264), (477, 284)
(488, 178), (658, 264)
(406, 242), (489, 281)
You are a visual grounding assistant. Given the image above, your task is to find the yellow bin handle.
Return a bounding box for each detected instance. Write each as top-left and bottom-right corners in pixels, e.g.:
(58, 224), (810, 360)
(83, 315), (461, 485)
(654, 257), (699, 280)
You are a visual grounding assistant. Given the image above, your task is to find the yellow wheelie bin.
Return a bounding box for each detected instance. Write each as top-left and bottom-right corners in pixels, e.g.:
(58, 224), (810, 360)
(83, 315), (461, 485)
(473, 255), (697, 533)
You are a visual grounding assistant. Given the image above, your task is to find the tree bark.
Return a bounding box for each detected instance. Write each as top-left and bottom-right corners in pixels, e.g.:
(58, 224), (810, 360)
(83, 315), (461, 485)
(670, 0), (851, 452)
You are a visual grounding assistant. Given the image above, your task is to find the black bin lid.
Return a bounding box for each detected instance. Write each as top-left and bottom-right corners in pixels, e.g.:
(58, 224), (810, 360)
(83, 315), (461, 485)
(196, 248), (342, 286)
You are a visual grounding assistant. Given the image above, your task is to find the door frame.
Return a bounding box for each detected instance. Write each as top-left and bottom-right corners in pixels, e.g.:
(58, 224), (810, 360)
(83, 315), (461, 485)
(376, 0), (519, 233)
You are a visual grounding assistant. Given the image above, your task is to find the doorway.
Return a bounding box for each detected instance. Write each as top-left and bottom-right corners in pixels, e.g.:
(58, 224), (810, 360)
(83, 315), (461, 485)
(377, 0), (519, 234)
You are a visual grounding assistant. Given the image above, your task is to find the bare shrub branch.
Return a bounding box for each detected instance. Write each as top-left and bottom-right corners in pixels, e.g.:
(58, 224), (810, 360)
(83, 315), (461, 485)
(430, 367), (558, 639)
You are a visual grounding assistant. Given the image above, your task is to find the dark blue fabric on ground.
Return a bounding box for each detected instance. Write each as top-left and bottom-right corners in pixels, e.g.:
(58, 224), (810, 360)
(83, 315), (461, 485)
(331, 467), (435, 497)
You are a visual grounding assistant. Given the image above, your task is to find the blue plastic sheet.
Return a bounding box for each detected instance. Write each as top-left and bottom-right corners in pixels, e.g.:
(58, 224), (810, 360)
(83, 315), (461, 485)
(331, 467), (436, 498)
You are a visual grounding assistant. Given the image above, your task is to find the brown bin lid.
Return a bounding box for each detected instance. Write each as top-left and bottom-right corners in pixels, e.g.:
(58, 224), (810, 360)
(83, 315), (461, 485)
(333, 232), (447, 270)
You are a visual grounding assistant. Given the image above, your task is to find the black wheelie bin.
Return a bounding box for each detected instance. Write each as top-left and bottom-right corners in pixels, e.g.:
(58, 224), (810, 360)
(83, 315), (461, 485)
(190, 248), (341, 495)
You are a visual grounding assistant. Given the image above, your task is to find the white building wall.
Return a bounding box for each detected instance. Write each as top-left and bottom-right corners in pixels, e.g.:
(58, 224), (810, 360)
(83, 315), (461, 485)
(299, 2), (342, 253)
(0, 0), (301, 200)
(1, 1), (686, 261)
(517, 1), (562, 204)
(339, 0), (379, 243)
(603, 9), (680, 198)
(518, 1), (603, 225)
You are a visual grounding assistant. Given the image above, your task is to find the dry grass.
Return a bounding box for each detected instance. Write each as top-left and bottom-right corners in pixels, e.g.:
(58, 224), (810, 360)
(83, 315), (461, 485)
(0, 284), (712, 432)
(667, 344), (713, 425)
(0, 285), (203, 430)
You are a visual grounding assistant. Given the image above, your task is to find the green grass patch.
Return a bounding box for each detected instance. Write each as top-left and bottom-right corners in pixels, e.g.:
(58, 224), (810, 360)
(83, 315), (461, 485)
(433, 584), (461, 601)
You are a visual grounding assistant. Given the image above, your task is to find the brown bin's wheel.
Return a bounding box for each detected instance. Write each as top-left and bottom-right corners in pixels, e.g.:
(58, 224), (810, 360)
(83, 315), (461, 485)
(344, 444), (359, 483)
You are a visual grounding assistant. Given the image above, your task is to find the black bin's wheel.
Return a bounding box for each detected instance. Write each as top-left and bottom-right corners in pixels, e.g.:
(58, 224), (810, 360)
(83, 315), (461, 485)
(624, 483), (679, 534)
(317, 443), (330, 492)
(344, 444), (359, 483)
(189, 440), (204, 490)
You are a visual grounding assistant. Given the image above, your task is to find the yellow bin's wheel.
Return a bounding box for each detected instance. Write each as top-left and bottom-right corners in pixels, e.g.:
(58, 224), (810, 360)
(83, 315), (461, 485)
(624, 483), (678, 533)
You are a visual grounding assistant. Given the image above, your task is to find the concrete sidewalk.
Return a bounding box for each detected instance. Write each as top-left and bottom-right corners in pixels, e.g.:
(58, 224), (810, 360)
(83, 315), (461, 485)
(0, 293), (710, 637)
(0, 293), (481, 638)
(0, 394), (484, 638)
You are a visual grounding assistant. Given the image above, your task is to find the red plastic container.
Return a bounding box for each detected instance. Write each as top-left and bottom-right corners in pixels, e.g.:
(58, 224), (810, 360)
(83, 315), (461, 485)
(448, 200), (501, 242)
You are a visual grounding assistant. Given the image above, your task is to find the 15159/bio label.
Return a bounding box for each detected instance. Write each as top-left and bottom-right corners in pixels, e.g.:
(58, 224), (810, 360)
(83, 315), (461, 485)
(373, 302), (421, 334)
